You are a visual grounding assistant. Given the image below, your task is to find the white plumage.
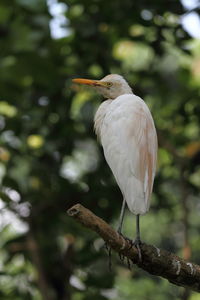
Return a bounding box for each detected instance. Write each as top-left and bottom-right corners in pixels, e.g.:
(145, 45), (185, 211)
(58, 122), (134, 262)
(94, 94), (157, 215)
(73, 74), (157, 216)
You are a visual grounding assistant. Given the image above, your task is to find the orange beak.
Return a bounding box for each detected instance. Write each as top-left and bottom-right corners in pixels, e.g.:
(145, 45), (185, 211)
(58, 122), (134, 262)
(72, 78), (104, 87)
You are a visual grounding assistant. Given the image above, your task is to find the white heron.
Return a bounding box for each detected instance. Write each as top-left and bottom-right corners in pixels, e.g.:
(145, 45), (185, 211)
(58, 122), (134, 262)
(72, 74), (157, 258)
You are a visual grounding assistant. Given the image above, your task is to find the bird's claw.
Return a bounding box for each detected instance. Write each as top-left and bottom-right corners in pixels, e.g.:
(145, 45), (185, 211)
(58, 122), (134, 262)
(121, 237), (142, 262)
(132, 237), (142, 262)
(117, 230), (132, 244)
(117, 231), (126, 262)
(103, 232), (142, 270)
(117, 231), (133, 268)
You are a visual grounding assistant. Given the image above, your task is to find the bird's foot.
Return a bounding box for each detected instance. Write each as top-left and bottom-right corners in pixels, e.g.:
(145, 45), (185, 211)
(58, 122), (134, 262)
(117, 229), (132, 243)
(132, 237), (142, 262)
(117, 231), (133, 268)
(117, 232), (142, 264)
(117, 230), (126, 262)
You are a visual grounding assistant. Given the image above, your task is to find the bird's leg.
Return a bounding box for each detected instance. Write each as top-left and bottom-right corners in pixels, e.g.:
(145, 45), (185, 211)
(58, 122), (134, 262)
(117, 199), (131, 263)
(117, 198), (126, 234)
(133, 214), (142, 261)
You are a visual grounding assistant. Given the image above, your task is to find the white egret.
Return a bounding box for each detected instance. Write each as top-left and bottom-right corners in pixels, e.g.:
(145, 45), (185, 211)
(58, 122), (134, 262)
(72, 74), (157, 258)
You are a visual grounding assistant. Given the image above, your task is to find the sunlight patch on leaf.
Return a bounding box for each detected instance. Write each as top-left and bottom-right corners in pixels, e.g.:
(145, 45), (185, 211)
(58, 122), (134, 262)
(27, 135), (44, 149)
(88, 64), (103, 77)
(70, 90), (93, 120)
(158, 148), (173, 167)
(113, 40), (154, 70)
(0, 101), (17, 118)
(184, 122), (199, 139)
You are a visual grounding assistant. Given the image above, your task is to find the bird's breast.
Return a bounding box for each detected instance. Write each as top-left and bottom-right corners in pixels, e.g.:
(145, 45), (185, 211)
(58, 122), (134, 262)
(94, 99), (112, 140)
(94, 94), (144, 141)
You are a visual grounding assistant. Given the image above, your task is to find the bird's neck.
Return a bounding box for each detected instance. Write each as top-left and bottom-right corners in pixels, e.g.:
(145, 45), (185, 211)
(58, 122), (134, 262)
(110, 87), (133, 99)
(120, 86), (133, 96)
(94, 88), (133, 139)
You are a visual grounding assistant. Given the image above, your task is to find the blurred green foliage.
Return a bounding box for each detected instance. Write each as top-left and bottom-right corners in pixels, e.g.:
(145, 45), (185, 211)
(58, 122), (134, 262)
(0, 0), (200, 299)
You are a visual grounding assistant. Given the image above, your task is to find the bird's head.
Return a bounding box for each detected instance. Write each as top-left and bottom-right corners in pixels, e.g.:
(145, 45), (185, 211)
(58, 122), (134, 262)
(72, 74), (132, 99)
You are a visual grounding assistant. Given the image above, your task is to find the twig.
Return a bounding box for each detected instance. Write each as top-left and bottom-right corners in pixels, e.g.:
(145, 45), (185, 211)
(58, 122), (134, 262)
(67, 204), (200, 292)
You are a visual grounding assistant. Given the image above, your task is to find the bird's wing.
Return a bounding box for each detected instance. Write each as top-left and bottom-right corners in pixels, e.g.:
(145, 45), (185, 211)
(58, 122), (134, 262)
(100, 94), (157, 215)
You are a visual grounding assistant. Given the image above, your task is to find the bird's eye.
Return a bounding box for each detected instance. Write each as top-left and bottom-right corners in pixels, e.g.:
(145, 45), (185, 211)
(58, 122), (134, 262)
(106, 82), (113, 87)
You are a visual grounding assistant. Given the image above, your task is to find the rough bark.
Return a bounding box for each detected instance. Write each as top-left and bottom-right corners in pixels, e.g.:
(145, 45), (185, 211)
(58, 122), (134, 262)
(67, 204), (200, 293)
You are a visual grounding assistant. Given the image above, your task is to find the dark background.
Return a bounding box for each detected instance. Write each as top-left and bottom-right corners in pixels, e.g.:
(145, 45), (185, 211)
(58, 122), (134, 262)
(0, 0), (200, 299)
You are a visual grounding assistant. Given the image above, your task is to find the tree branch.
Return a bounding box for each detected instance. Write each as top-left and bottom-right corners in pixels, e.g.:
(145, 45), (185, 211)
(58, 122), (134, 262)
(67, 204), (200, 292)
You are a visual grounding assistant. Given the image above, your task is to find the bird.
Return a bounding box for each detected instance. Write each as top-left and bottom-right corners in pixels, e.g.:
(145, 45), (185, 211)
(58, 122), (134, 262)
(72, 74), (157, 259)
